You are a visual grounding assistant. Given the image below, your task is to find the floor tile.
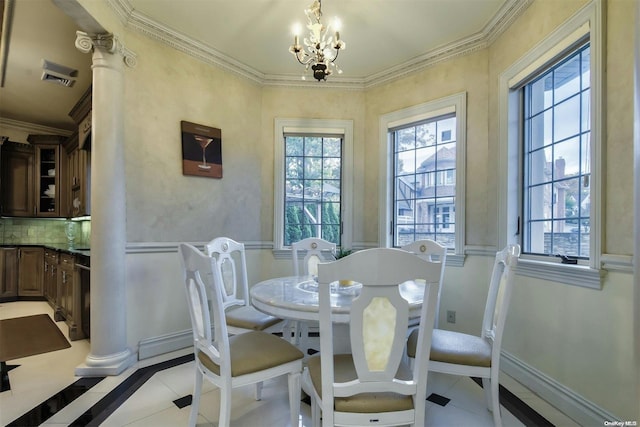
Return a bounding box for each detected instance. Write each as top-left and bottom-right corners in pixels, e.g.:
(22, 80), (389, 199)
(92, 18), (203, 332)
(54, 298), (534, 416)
(2, 301), (583, 427)
(99, 376), (180, 426)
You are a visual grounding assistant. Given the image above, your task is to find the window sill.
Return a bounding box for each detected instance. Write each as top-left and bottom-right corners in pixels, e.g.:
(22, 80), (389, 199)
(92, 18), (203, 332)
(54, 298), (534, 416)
(515, 258), (604, 290)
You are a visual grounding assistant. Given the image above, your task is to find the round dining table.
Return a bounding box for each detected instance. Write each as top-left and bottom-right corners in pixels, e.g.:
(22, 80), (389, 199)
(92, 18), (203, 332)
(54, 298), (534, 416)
(250, 275), (427, 324)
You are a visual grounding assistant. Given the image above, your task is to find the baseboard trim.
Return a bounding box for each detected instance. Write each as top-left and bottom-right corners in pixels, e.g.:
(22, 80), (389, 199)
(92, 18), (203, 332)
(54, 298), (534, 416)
(501, 351), (621, 426)
(138, 330), (193, 360)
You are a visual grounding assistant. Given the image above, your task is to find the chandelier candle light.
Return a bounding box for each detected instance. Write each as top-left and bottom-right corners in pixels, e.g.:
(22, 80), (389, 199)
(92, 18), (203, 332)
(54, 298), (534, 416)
(289, 0), (346, 81)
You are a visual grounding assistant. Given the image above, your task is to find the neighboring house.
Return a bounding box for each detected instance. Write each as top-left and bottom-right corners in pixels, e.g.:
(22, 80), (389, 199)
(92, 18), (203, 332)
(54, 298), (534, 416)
(396, 145), (456, 246)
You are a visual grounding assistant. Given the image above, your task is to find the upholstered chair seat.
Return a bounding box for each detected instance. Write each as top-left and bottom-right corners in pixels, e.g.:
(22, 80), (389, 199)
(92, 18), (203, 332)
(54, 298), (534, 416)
(307, 354), (414, 413)
(408, 329), (492, 367)
(198, 331), (303, 376)
(224, 306), (282, 331)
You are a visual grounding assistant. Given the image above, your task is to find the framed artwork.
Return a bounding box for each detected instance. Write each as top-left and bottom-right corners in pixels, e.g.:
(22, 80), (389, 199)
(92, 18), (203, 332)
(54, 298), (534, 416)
(181, 120), (222, 178)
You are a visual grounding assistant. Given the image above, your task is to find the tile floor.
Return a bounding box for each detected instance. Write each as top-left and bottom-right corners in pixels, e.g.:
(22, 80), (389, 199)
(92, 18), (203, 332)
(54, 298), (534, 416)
(1, 301), (581, 426)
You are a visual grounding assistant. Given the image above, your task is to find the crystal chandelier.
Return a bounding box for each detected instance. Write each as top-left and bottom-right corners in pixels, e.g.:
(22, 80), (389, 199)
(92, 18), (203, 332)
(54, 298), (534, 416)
(288, 0), (346, 81)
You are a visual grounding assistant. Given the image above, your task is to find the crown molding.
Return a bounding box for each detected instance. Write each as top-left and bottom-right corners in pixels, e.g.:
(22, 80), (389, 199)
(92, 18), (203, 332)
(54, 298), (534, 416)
(106, 0), (265, 84)
(105, 0), (532, 90)
(262, 73), (365, 90)
(484, 0), (534, 45)
(362, 0), (534, 88)
(0, 117), (72, 136)
(363, 31), (488, 88)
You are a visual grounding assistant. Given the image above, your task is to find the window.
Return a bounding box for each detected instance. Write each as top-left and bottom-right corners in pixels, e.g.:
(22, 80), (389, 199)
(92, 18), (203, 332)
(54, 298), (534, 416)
(283, 134), (342, 246)
(379, 92), (466, 263)
(522, 44), (591, 258)
(391, 114), (457, 248)
(498, 1), (603, 288)
(274, 119), (353, 252)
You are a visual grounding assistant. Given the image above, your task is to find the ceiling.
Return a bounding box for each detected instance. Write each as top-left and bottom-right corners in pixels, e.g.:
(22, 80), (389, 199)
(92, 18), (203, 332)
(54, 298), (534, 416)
(0, 0), (527, 135)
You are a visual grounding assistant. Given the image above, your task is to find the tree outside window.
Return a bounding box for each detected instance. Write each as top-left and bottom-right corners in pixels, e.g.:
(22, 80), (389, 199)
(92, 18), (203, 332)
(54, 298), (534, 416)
(283, 134), (342, 247)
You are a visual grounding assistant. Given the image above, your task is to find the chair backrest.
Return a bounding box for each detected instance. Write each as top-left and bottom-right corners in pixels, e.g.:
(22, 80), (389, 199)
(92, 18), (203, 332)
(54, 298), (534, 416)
(481, 244), (520, 360)
(291, 237), (336, 276)
(401, 239), (447, 327)
(179, 243), (231, 376)
(316, 248), (441, 424)
(204, 237), (249, 309)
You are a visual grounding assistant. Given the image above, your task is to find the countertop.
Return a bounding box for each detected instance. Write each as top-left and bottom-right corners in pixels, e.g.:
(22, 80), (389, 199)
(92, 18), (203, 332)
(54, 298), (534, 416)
(0, 243), (90, 257)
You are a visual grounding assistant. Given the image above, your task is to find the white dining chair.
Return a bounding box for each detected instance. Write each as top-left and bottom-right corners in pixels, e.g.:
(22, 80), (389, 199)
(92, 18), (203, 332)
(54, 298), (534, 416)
(305, 247), (442, 427)
(179, 243), (304, 427)
(406, 243), (521, 427)
(289, 237), (337, 353)
(401, 239), (447, 328)
(204, 237), (283, 335)
(292, 237), (337, 277)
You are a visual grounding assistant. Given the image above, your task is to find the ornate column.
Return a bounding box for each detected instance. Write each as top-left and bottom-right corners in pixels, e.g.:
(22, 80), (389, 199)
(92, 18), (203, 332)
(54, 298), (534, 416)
(74, 31), (137, 376)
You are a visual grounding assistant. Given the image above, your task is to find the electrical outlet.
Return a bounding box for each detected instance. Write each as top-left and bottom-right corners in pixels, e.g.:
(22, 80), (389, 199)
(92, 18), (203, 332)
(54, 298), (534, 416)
(446, 310), (456, 324)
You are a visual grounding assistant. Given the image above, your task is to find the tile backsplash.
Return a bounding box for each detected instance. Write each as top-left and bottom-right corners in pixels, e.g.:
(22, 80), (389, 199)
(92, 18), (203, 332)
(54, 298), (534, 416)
(0, 217), (91, 247)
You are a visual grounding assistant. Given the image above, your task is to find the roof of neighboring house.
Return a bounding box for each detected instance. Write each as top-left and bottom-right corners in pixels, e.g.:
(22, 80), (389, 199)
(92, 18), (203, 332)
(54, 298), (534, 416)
(417, 145), (456, 172)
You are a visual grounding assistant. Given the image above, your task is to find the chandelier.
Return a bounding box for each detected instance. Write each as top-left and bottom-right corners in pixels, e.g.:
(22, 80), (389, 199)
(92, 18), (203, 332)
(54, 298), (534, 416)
(288, 0), (346, 81)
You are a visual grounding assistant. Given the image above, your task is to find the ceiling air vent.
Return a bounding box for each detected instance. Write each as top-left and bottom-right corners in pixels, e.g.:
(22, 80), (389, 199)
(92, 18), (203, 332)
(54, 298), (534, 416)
(41, 59), (77, 87)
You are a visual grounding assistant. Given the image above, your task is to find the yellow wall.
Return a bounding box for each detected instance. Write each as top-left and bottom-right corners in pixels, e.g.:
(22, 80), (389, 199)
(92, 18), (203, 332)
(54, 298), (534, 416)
(365, 49), (490, 245)
(260, 87), (366, 244)
(122, 30), (265, 243)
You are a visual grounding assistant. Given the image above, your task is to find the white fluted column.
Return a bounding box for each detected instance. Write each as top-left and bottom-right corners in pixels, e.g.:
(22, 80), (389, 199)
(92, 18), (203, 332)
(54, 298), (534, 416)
(74, 31), (137, 376)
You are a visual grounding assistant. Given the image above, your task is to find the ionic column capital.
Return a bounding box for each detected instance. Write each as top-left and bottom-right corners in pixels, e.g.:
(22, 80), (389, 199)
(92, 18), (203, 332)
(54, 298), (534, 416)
(75, 31), (137, 68)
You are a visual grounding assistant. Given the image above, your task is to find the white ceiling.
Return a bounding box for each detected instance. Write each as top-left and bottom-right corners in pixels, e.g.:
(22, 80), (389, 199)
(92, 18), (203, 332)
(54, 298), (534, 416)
(0, 0), (528, 134)
(0, 0), (93, 132)
(128, 0), (508, 78)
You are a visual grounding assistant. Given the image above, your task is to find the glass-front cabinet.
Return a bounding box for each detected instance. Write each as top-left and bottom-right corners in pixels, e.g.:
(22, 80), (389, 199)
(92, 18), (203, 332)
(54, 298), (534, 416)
(27, 135), (66, 217)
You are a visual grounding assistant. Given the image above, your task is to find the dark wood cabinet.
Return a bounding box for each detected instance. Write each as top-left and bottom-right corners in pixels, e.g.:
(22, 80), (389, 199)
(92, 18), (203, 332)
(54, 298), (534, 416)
(0, 142), (35, 216)
(57, 253), (83, 340)
(66, 86), (92, 218)
(0, 247), (19, 301)
(63, 132), (91, 217)
(28, 135), (66, 217)
(44, 249), (59, 307)
(0, 136), (67, 218)
(0, 87), (89, 219)
(17, 247), (44, 297)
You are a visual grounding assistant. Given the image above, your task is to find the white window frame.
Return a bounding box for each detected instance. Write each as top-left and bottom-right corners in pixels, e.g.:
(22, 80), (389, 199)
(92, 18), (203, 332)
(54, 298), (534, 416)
(274, 118), (353, 254)
(379, 92), (466, 266)
(498, 0), (604, 289)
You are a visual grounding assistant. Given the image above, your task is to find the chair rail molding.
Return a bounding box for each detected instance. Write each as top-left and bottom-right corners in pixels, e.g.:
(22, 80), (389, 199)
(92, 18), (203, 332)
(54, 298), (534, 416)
(600, 254), (633, 273)
(125, 241), (271, 254)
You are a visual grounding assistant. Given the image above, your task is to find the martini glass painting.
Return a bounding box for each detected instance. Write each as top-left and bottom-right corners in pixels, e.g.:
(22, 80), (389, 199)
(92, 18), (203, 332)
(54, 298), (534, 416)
(193, 135), (214, 170)
(181, 120), (222, 178)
